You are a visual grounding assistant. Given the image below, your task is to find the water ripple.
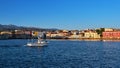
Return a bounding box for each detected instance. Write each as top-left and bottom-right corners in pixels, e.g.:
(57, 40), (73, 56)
(0, 40), (120, 68)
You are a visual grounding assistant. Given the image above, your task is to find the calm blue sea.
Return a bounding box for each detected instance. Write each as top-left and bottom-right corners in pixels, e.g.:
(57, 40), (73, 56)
(0, 39), (120, 68)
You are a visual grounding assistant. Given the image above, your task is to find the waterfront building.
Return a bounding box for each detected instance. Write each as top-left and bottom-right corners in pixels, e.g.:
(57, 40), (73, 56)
(62, 30), (69, 33)
(71, 30), (79, 35)
(102, 31), (120, 39)
(14, 30), (32, 39)
(24, 31), (32, 35)
(104, 28), (114, 32)
(0, 31), (12, 39)
(79, 32), (85, 38)
(84, 31), (100, 38)
(50, 33), (65, 39)
(15, 30), (24, 34)
(68, 35), (81, 39)
(0, 31), (12, 35)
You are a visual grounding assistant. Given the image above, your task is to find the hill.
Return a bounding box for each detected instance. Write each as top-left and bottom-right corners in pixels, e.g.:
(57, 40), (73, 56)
(0, 24), (58, 31)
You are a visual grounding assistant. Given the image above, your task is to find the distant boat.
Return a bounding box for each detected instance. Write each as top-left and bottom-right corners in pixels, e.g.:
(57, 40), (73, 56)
(26, 32), (48, 47)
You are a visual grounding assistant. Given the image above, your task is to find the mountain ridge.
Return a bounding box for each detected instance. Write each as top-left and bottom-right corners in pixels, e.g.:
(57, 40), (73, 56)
(0, 24), (58, 31)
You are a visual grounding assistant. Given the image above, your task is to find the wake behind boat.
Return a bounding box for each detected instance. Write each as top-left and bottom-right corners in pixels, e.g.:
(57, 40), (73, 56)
(27, 32), (48, 47)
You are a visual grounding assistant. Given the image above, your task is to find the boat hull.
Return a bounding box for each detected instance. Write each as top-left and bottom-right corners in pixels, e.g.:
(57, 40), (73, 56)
(27, 42), (47, 47)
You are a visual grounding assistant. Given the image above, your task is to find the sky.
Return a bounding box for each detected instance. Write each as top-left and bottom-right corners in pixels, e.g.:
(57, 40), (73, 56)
(0, 0), (120, 30)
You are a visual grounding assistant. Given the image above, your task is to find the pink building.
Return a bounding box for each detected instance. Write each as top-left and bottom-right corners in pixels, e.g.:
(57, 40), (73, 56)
(102, 31), (120, 38)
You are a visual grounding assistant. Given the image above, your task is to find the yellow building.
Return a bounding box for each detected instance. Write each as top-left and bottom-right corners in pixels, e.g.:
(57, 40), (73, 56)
(68, 35), (81, 39)
(1, 31), (12, 35)
(104, 28), (113, 32)
(50, 33), (64, 37)
(84, 32), (100, 38)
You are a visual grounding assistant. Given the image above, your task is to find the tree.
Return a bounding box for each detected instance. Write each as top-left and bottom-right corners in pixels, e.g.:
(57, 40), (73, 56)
(96, 28), (104, 37)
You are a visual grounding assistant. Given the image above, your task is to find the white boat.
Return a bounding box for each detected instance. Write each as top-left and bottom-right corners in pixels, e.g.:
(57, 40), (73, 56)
(27, 41), (48, 47)
(27, 32), (48, 47)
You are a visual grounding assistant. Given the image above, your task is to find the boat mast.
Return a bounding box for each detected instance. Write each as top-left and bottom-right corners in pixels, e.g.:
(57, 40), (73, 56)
(38, 32), (43, 43)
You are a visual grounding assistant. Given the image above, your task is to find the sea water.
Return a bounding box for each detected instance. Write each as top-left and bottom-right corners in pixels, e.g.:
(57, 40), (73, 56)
(0, 39), (120, 68)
